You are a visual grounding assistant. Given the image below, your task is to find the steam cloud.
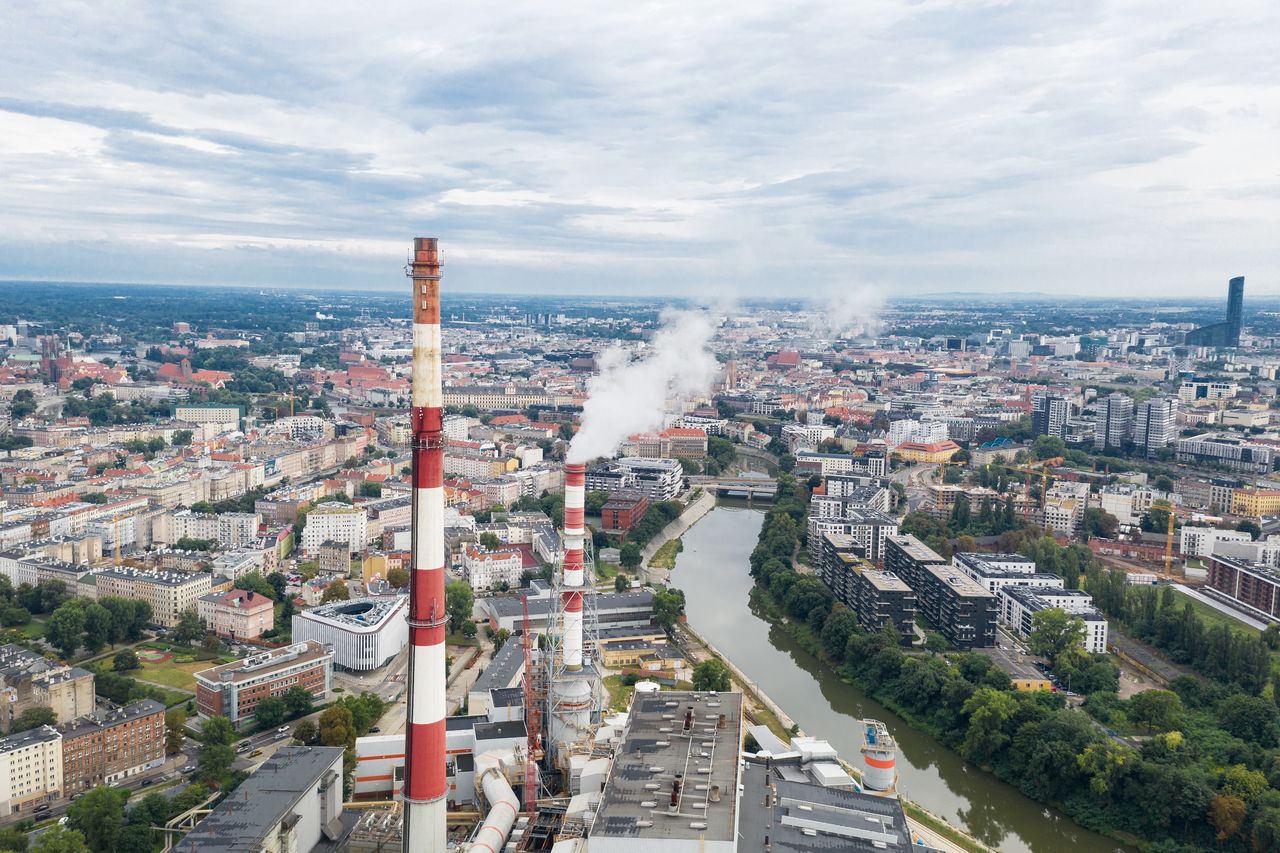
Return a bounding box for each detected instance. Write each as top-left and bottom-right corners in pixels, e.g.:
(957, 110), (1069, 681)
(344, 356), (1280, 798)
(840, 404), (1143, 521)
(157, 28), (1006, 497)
(814, 285), (885, 339)
(568, 311), (719, 463)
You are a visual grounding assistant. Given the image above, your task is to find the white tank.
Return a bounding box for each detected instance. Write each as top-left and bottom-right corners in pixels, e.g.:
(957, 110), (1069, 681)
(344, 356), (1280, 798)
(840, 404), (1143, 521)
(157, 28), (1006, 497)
(860, 719), (897, 791)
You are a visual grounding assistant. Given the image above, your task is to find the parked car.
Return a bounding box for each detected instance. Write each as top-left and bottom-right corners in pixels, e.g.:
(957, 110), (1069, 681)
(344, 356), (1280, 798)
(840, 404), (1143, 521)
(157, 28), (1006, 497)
(369, 726), (380, 733)
(181, 764), (195, 773)
(277, 725), (290, 734)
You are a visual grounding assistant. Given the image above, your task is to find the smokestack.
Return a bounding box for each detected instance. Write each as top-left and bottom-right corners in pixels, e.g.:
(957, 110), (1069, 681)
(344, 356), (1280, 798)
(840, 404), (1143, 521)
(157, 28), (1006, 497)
(562, 462), (586, 671)
(404, 237), (447, 853)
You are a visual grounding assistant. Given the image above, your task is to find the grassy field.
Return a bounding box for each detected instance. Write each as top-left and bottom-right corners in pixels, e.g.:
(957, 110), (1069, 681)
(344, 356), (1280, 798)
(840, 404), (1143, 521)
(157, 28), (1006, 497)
(137, 658), (217, 690)
(649, 539), (683, 570)
(17, 620), (45, 639)
(602, 674), (633, 711)
(1176, 590), (1262, 638)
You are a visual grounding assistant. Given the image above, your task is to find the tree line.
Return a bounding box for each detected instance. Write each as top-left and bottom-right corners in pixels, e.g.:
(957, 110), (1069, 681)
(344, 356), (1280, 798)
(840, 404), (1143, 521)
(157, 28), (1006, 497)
(746, 472), (1280, 851)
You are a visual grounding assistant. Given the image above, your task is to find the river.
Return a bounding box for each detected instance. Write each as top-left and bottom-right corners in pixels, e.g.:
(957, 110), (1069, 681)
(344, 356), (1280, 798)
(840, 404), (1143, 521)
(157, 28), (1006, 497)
(671, 503), (1128, 853)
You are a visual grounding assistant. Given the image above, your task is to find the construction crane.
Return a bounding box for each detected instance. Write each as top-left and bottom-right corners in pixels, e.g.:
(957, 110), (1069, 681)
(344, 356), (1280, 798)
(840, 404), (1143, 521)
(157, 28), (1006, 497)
(520, 593), (543, 810)
(1163, 503), (1178, 579)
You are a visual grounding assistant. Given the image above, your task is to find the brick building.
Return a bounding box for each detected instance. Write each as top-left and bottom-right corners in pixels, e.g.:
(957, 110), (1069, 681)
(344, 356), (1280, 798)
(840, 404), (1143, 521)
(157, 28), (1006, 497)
(60, 699), (167, 795)
(194, 640), (333, 729)
(600, 491), (648, 534)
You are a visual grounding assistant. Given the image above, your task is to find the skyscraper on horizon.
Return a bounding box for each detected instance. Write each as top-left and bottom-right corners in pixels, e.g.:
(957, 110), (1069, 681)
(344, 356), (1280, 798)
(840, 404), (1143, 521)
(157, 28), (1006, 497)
(1186, 276), (1245, 347)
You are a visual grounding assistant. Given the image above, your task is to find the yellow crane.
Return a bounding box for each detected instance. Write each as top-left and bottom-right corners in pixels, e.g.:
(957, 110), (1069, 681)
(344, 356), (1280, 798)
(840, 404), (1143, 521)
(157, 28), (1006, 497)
(112, 509), (142, 565)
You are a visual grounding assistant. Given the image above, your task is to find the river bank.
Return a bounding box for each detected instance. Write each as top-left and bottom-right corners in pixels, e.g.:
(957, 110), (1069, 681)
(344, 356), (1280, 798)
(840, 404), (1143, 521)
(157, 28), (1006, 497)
(640, 486), (715, 583)
(667, 502), (1128, 853)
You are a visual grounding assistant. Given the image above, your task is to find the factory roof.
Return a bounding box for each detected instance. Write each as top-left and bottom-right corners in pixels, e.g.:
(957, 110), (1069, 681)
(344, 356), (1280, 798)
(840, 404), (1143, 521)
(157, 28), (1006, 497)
(470, 638), (525, 695)
(484, 588), (654, 619)
(181, 746), (344, 852)
(489, 686), (524, 708)
(592, 691), (742, 844)
(473, 720), (527, 742)
(738, 758), (933, 852)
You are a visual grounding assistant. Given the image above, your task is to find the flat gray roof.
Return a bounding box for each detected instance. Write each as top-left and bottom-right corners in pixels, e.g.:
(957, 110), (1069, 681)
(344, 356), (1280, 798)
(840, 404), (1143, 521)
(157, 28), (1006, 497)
(738, 759), (937, 852)
(470, 638), (525, 695)
(592, 691), (742, 843)
(182, 746), (344, 852)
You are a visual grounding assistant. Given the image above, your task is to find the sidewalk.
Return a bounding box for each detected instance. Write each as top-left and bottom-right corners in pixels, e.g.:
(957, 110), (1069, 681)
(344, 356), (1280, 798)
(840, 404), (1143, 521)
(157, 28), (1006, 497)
(641, 488), (715, 584)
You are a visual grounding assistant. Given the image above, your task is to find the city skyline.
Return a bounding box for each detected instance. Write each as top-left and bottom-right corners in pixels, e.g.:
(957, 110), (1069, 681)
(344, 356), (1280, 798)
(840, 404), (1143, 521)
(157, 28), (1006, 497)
(2, 3), (1278, 296)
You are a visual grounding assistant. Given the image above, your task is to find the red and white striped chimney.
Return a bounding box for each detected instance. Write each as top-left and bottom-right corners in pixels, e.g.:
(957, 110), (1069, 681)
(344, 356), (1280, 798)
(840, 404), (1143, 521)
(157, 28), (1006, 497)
(404, 238), (447, 852)
(562, 462), (586, 671)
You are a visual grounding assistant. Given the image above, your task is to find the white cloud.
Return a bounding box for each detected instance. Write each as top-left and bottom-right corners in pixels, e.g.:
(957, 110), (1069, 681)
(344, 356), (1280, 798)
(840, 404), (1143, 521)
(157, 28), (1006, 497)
(0, 1), (1277, 294)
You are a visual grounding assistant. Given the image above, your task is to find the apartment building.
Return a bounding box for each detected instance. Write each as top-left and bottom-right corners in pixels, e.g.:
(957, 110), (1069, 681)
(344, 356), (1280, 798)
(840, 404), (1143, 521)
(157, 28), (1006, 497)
(998, 586), (1109, 654)
(300, 504), (368, 555)
(885, 535), (997, 650)
(196, 588), (275, 641)
(94, 567), (213, 627)
(817, 533), (916, 646)
(0, 645), (95, 733)
(60, 699), (166, 795)
(1176, 434), (1275, 475)
(0, 726), (62, 817)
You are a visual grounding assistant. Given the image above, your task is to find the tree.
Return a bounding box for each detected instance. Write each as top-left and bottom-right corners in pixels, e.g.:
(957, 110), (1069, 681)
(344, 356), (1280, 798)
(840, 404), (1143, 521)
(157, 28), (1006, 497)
(692, 658), (732, 692)
(31, 825), (89, 853)
(1236, 519), (1262, 541)
(81, 603), (113, 654)
(479, 532), (502, 550)
(1127, 689), (1183, 733)
(1083, 508), (1119, 540)
(619, 541), (642, 571)
(66, 786), (129, 853)
(0, 605), (29, 627)
(1032, 435), (1066, 460)
(1027, 608), (1085, 664)
(171, 429), (193, 446)
(238, 571), (278, 601)
(264, 572), (289, 601)
(172, 608), (206, 644)
(197, 715), (237, 788)
(1141, 502), (1173, 534)
(1209, 793), (1246, 842)
(614, 574), (628, 592)
(294, 719), (318, 745)
(10, 389), (37, 420)
(1077, 740), (1136, 800)
(255, 696), (288, 729)
(112, 649), (140, 672)
(386, 567), (409, 589)
(11, 706), (56, 733)
(359, 481), (382, 498)
(960, 687), (1017, 762)
(47, 604), (86, 659)
(652, 587), (686, 633)
(318, 705), (357, 751)
(283, 685), (314, 719)
(0, 827), (28, 853)
(165, 708), (187, 755)
(321, 581), (350, 603)
(491, 628), (511, 652)
(445, 581), (474, 632)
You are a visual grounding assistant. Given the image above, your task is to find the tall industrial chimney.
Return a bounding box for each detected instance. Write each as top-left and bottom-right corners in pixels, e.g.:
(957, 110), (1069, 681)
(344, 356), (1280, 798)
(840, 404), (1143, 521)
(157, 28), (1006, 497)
(404, 238), (447, 853)
(562, 462), (586, 670)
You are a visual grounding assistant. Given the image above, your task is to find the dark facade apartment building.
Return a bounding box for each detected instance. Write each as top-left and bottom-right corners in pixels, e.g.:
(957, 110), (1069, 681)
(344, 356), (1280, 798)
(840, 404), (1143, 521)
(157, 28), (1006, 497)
(818, 533), (916, 646)
(885, 535), (997, 650)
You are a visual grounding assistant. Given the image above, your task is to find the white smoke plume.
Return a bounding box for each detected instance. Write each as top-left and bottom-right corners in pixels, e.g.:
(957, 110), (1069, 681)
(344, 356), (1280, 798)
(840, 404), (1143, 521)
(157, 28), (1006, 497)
(813, 285), (885, 340)
(568, 311), (719, 463)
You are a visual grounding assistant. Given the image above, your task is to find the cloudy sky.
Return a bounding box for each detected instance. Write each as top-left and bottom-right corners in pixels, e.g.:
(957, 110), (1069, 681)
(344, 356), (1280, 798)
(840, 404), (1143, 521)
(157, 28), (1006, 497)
(1, 2), (1278, 297)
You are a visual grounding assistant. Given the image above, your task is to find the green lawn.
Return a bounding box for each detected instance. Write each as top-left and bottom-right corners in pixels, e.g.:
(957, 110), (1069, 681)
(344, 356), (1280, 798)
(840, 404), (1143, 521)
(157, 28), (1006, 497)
(17, 621), (45, 639)
(603, 675), (634, 711)
(649, 539), (683, 570)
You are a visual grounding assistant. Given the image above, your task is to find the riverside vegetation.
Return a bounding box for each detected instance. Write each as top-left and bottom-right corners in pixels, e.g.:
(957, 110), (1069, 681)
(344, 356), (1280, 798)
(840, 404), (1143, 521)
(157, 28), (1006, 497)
(748, 474), (1280, 852)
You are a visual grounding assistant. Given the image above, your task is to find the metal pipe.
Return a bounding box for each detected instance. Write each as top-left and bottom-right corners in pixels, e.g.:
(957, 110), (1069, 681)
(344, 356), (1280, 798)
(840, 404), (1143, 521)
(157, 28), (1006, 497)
(464, 754), (520, 853)
(403, 237), (447, 853)
(562, 462), (586, 670)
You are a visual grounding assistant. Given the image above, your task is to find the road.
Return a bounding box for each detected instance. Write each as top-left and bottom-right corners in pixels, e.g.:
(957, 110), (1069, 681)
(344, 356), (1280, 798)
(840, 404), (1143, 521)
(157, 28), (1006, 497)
(891, 462), (932, 512)
(1171, 582), (1270, 631)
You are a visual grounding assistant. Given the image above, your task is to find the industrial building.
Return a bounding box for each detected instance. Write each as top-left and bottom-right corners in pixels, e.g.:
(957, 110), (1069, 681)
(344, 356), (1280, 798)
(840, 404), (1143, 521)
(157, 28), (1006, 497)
(292, 596), (406, 671)
(478, 582), (655, 634)
(589, 691), (743, 853)
(886, 536), (997, 650)
(181, 746), (348, 852)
